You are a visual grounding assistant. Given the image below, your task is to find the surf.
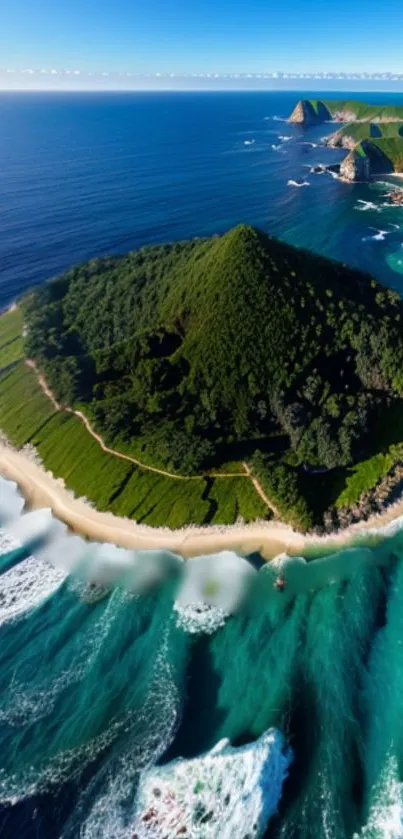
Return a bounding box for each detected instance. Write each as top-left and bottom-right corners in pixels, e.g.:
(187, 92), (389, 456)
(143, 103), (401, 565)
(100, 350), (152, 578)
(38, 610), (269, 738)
(2, 479), (403, 836)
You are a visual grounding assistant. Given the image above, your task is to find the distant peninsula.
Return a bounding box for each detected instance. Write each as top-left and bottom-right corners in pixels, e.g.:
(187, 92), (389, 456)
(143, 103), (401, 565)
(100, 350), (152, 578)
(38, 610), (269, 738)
(289, 98), (403, 182)
(3, 225), (403, 535)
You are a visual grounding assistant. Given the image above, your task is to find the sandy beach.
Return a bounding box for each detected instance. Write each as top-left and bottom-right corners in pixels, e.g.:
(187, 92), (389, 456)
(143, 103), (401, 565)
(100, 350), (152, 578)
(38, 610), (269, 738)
(2, 442), (403, 560)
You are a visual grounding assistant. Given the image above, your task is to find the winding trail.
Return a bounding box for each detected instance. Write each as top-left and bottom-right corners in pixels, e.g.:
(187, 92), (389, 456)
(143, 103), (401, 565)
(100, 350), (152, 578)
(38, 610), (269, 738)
(243, 461), (280, 518)
(26, 360), (275, 511)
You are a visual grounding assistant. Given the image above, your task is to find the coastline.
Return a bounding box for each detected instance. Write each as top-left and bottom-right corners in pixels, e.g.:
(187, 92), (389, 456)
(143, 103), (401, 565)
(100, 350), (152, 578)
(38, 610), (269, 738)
(2, 441), (403, 561)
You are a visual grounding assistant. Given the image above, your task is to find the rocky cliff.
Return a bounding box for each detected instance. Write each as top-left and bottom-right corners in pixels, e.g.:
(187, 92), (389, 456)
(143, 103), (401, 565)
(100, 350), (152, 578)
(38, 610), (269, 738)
(339, 149), (371, 182)
(326, 131), (357, 150)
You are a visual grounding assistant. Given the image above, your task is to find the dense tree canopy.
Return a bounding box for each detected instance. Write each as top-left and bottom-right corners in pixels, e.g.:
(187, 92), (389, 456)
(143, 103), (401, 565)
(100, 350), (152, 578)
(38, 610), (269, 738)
(22, 224), (403, 477)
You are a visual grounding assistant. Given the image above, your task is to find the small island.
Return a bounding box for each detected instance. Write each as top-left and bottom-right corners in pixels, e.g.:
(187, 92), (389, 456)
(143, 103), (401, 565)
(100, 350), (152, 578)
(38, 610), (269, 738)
(289, 98), (403, 181)
(3, 225), (403, 536)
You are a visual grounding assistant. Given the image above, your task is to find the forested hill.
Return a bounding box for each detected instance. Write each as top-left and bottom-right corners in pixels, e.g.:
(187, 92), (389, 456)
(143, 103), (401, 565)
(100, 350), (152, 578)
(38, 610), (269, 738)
(22, 225), (403, 522)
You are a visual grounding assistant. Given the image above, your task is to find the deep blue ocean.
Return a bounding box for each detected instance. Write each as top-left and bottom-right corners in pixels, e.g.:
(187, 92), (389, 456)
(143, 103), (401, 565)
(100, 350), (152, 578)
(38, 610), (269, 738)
(1, 90), (403, 310)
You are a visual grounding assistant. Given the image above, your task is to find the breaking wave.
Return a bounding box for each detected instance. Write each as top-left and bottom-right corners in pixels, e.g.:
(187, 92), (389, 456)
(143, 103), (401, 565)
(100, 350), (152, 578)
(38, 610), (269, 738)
(2, 478), (403, 836)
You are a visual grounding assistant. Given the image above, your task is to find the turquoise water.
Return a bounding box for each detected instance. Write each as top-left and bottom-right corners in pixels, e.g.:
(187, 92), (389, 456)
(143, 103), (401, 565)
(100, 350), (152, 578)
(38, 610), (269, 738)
(1, 475), (403, 837)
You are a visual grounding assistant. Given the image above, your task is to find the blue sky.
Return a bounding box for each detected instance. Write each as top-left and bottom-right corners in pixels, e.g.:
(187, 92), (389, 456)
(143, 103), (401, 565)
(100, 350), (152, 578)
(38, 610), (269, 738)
(1, 0), (403, 87)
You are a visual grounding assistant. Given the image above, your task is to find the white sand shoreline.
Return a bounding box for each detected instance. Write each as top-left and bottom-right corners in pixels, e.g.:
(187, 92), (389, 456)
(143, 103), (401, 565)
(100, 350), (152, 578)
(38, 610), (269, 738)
(1, 442), (403, 560)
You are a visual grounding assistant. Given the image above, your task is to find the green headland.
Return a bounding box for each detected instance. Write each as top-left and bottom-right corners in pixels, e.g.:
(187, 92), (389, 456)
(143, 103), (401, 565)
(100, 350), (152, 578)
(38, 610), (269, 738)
(3, 225), (403, 532)
(289, 98), (403, 179)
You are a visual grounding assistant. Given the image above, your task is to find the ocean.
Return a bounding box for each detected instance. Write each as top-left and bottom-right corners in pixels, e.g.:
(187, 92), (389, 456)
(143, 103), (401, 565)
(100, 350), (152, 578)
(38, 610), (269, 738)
(1, 90), (403, 310)
(1, 476), (403, 838)
(3, 90), (403, 838)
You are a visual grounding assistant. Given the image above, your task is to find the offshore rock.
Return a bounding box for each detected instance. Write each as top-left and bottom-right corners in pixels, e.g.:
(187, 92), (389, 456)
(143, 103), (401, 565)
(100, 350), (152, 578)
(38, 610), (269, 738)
(386, 189), (403, 205)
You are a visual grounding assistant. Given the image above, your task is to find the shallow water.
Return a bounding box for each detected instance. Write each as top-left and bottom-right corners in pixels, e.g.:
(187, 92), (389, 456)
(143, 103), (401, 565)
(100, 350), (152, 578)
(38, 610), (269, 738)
(2, 90), (403, 309)
(2, 477), (403, 837)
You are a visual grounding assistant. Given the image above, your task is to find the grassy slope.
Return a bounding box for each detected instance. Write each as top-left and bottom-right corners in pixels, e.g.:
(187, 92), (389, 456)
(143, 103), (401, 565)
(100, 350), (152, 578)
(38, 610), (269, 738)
(329, 122), (403, 172)
(0, 308), (24, 369)
(316, 100), (403, 121)
(0, 310), (269, 527)
(338, 122), (403, 141)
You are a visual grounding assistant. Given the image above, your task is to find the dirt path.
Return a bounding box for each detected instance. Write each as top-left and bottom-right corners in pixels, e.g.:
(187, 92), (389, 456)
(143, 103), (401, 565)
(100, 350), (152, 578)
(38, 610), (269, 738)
(243, 461), (280, 518)
(26, 362), (277, 512)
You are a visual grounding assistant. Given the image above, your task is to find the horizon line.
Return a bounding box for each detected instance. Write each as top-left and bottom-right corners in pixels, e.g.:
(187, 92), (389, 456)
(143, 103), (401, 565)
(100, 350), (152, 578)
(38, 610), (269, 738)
(2, 85), (403, 94)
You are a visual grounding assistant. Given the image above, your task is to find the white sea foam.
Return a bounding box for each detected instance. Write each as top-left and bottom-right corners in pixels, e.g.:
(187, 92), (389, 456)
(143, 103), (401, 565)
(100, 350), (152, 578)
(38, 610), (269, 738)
(363, 229), (389, 242)
(244, 139), (255, 145)
(278, 135), (292, 142)
(288, 179), (311, 188)
(78, 625), (182, 839)
(132, 729), (292, 839)
(362, 224), (401, 242)
(174, 601), (228, 635)
(356, 200), (383, 213)
(0, 476), (24, 523)
(0, 554), (65, 626)
(0, 529), (19, 556)
(355, 756), (403, 838)
(0, 708), (134, 806)
(271, 144), (285, 152)
(0, 587), (127, 729)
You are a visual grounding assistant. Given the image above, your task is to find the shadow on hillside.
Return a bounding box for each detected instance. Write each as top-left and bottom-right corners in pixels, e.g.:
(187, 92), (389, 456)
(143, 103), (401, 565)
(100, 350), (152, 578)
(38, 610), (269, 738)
(315, 101), (332, 121)
(215, 434), (289, 463)
(365, 142), (395, 174)
(299, 466), (349, 522)
(369, 123), (382, 138)
(372, 399), (403, 451)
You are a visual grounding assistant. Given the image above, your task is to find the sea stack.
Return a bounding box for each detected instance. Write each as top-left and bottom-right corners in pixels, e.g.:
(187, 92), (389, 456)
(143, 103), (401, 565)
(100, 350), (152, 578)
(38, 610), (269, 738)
(288, 100), (331, 125)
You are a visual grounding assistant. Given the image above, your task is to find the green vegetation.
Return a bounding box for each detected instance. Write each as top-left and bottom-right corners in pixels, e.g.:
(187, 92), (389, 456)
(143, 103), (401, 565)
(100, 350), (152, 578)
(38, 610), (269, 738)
(308, 99), (403, 122)
(330, 123), (403, 172)
(0, 362), (56, 448)
(337, 122), (403, 142)
(251, 451), (314, 530)
(355, 143), (367, 159)
(0, 308), (24, 370)
(0, 315), (269, 526)
(336, 452), (394, 509)
(14, 224), (403, 529)
(292, 99), (403, 175)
